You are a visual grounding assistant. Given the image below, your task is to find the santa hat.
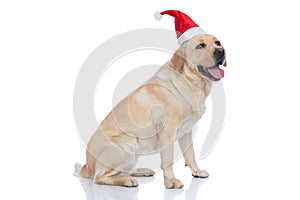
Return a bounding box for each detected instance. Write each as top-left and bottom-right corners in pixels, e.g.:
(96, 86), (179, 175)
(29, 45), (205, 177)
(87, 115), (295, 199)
(155, 10), (206, 45)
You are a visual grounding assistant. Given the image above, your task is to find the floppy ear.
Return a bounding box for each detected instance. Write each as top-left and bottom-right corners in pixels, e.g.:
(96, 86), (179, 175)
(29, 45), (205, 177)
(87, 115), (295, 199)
(170, 48), (185, 72)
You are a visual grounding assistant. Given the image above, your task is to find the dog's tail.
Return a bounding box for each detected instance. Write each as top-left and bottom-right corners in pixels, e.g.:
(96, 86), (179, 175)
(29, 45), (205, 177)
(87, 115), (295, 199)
(73, 162), (82, 176)
(73, 162), (90, 178)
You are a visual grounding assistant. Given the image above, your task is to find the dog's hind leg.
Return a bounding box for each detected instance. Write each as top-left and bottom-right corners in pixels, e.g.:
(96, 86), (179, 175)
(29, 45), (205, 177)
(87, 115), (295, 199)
(93, 146), (139, 187)
(94, 174), (139, 187)
(131, 168), (155, 177)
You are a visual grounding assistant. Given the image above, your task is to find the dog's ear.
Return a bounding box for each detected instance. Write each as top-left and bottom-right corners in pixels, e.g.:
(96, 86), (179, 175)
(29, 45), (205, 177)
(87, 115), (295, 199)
(171, 48), (185, 72)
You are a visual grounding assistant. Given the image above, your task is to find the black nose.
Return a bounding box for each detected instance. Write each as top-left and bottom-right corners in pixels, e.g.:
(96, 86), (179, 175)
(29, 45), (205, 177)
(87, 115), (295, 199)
(214, 48), (225, 61)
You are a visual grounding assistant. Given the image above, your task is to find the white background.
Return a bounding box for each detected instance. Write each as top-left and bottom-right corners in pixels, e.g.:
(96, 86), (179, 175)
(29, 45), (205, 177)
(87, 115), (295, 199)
(1, 0), (300, 199)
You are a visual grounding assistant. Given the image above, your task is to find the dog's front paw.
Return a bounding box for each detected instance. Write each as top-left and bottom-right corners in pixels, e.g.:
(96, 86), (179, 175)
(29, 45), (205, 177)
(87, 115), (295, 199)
(192, 170), (209, 178)
(164, 178), (184, 189)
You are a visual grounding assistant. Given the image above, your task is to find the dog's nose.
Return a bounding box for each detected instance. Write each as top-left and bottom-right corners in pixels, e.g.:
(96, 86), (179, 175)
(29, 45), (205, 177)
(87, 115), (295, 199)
(214, 48), (225, 61)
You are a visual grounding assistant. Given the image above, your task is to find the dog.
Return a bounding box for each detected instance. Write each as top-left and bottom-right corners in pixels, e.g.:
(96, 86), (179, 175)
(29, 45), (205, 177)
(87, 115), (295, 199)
(76, 34), (226, 189)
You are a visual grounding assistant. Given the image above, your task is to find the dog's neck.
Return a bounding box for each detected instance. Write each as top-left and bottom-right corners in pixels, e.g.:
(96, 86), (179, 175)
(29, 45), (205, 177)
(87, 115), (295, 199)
(158, 64), (211, 112)
(180, 63), (211, 96)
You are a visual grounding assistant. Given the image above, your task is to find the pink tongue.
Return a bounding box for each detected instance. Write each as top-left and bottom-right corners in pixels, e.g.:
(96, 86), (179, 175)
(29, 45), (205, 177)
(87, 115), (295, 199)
(207, 67), (224, 79)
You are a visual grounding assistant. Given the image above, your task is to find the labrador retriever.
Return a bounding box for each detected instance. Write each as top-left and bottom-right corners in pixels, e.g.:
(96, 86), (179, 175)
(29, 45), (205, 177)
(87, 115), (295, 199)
(76, 34), (226, 189)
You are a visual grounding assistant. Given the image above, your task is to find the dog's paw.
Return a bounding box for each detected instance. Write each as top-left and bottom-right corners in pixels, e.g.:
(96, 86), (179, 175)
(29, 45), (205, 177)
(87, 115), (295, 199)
(192, 170), (209, 178)
(131, 168), (155, 177)
(164, 178), (184, 189)
(123, 177), (139, 187)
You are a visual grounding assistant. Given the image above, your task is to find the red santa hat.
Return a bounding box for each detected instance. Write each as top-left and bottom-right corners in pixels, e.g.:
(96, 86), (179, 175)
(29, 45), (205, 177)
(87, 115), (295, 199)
(155, 10), (206, 45)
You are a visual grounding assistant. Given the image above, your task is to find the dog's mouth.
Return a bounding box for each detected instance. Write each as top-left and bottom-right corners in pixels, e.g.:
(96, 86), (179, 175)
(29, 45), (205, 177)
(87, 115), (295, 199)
(197, 61), (224, 81)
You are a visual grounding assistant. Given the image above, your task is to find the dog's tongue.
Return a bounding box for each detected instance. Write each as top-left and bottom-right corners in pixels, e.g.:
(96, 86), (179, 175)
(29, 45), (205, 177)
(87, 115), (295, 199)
(207, 67), (224, 79)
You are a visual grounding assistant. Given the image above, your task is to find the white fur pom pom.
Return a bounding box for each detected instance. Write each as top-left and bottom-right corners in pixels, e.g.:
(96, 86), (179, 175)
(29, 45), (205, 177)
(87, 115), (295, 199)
(154, 11), (162, 20)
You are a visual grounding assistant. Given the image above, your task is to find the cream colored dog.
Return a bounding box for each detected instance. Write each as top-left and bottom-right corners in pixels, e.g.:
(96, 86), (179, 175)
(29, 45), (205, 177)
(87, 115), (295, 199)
(77, 34), (226, 189)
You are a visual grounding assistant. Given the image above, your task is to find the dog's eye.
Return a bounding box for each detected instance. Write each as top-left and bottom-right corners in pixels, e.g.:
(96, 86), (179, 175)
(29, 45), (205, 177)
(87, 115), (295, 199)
(215, 41), (221, 46)
(196, 43), (206, 49)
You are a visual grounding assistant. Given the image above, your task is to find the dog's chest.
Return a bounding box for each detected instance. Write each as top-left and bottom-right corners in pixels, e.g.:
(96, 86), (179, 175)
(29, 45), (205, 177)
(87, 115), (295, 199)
(172, 80), (209, 140)
(175, 99), (206, 140)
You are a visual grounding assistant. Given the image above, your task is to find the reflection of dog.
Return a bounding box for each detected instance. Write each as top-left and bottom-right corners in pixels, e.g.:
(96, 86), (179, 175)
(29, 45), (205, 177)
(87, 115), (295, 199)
(76, 34), (226, 189)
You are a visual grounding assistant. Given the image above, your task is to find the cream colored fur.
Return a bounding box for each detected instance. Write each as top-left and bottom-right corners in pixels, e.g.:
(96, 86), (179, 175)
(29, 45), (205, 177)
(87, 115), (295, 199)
(77, 34), (226, 189)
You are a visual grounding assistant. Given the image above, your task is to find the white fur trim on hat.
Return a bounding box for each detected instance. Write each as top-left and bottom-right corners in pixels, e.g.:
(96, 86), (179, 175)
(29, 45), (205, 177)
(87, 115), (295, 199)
(178, 27), (206, 45)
